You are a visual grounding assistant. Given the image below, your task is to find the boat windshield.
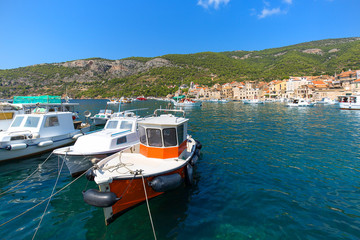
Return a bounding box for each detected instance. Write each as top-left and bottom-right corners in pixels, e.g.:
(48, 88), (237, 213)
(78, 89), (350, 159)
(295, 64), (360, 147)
(147, 128), (163, 147)
(105, 110), (112, 114)
(163, 128), (177, 147)
(11, 116), (25, 127)
(120, 121), (133, 131)
(24, 116), (40, 128)
(99, 110), (105, 114)
(106, 120), (118, 129)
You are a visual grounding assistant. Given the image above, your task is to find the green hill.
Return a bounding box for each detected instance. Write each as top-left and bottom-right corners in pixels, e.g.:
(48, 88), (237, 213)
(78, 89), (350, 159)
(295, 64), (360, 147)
(0, 37), (359, 98)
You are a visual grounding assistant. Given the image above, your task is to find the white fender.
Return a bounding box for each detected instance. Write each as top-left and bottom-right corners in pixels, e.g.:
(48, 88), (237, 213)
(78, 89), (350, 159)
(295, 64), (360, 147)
(6, 143), (28, 151)
(38, 140), (53, 147)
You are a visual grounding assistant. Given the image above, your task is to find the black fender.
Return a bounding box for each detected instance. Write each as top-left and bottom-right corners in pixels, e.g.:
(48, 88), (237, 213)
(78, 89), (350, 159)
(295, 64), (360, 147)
(195, 140), (202, 150)
(85, 168), (96, 181)
(185, 164), (193, 185)
(149, 173), (183, 192)
(83, 189), (120, 208)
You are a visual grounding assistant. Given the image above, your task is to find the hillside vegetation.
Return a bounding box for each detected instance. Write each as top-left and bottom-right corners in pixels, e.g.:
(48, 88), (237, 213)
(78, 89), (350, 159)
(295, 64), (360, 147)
(0, 37), (359, 98)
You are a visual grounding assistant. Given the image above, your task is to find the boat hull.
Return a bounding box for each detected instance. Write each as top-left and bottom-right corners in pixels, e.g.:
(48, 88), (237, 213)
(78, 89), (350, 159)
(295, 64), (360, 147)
(339, 103), (360, 110)
(0, 136), (77, 162)
(92, 118), (108, 125)
(103, 166), (187, 225)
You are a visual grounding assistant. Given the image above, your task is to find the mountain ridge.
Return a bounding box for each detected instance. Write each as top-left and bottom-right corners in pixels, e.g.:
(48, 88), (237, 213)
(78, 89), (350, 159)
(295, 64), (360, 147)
(0, 37), (359, 98)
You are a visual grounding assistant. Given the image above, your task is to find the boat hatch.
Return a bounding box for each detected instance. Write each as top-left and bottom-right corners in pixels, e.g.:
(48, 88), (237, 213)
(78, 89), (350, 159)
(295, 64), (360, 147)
(138, 123), (187, 159)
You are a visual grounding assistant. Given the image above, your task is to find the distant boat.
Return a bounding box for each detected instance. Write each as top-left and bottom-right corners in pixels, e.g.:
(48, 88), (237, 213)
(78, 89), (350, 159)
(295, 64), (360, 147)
(286, 98), (314, 107)
(316, 97), (338, 105)
(243, 99), (264, 104)
(172, 98), (202, 107)
(91, 109), (113, 125)
(136, 97), (147, 101)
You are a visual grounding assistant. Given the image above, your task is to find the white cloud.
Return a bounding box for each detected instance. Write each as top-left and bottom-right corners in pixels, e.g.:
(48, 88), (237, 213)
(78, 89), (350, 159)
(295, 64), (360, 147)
(283, 0), (293, 4)
(197, 0), (230, 9)
(258, 7), (281, 19)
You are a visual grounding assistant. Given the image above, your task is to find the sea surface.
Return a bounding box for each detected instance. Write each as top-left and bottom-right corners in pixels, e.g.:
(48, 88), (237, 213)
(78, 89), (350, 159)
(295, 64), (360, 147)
(1, 99), (360, 240)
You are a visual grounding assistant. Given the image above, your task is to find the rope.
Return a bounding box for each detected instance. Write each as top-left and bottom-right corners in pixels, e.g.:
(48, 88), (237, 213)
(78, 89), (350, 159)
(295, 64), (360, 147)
(141, 174), (157, 240)
(32, 158), (65, 240)
(100, 152), (134, 174)
(0, 152), (54, 197)
(0, 168), (87, 228)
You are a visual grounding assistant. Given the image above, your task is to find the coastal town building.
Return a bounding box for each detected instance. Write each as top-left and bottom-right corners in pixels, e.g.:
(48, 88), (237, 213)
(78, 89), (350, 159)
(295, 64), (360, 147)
(174, 69), (360, 101)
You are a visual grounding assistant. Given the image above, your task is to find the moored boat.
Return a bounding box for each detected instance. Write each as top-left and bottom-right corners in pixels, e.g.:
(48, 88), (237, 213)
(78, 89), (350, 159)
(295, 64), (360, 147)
(83, 109), (201, 225)
(0, 111), (84, 162)
(53, 111), (140, 177)
(286, 98), (314, 107)
(91, 109), (113, 125)
(338, 95), (360, 110)
(171, 98), (202, 107)
(243, 99), (264, 104)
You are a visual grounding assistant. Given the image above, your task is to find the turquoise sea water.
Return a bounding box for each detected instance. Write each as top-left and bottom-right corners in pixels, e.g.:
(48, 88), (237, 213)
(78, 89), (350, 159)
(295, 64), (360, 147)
(1, 99), (360, 239)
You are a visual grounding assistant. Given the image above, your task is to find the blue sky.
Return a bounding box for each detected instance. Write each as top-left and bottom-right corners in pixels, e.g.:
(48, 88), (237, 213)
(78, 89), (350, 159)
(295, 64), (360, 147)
(0, 0), (359, 69)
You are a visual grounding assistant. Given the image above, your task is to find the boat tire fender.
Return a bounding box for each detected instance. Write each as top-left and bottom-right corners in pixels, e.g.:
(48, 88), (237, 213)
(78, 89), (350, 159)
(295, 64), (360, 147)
(149, 173), (183, 192)
(83, 189), (120, 208)
(86, 169), (96, 181)
(191, 154), (199, 166)
(195, 140), (202, 150)
(185, 164), (193, 185)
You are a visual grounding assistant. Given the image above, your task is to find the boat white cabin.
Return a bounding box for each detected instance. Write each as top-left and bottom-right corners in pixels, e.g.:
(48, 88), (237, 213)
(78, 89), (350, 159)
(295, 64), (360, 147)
(53, 111), (140, 177)
(286, 98), (314, 107)
(83, 109), (202, 225)
(338, 95), (360, 110)
(91, 109), (113, 125)
(0, 102), (25, 132)
(0, 111), (83, 162)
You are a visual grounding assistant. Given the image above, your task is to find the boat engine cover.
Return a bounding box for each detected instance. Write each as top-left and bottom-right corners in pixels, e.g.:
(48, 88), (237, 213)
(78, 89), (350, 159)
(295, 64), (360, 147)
(83, 189), (119, 208)
(149, 173), (183, 192)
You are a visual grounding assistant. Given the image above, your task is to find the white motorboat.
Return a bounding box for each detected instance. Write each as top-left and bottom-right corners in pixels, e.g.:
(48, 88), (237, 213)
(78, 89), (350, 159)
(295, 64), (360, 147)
(243, 99), (264, 104)
(91, 109), (113, 125)
(316, 97), (338, 105)
(338, 95), (360, 110)
(0, 111), (84, 162)
(83, 109), (201, 225)
(172, 98), (202, 107)
(53, 111), (140, 177)
(286, 98), (314, 107)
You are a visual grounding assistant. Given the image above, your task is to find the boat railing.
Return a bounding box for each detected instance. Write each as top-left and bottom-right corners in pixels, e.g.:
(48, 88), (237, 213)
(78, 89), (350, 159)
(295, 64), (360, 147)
(153, 109), (186, 118)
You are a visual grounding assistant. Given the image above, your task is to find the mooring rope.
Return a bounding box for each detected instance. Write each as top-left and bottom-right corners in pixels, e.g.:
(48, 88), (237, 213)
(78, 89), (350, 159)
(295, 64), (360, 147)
(32, 158), (65, 240)
(141, 174), (157, 240)
(0, 152), (54, 197)
(0, 169), (87, 228)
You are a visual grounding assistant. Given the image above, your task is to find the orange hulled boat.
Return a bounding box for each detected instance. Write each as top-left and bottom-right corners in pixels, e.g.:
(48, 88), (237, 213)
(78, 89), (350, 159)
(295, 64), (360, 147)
(83, 109), (201, 225)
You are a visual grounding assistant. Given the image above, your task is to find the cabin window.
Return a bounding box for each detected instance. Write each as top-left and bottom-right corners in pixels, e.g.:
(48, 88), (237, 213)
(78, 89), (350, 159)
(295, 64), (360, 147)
(44, 116), (59, 127)
(147, 128), (162, 147)
(177, 124), (184, 145)
(117, 136), (127, 145)
(139, 126), (147, 145)
(106, 120), (118, 129)
(24, 116), (40, 128)
(163, 128), (177, 147)
(11, 116), (24, 127)
(120, 121), (133, 131)
(11, 135), (26, 141)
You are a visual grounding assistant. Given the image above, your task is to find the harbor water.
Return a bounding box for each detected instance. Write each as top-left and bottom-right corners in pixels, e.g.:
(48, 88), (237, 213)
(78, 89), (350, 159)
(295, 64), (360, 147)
(1, 99), (360, 239)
